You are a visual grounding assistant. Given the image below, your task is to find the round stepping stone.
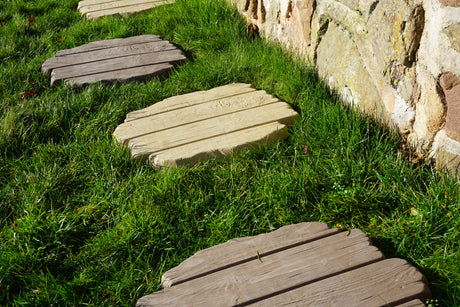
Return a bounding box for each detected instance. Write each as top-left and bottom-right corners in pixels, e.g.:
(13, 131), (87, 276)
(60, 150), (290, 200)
(137, 222), (431, 306)
(78, 0), (174, 19)
(42, 35), (185, 86)
(113, 83), (301, 167)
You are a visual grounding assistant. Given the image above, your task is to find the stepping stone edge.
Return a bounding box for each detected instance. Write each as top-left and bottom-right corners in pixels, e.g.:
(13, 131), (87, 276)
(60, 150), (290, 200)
(113, 83), (301, 168)
(42, 35), (186, 86)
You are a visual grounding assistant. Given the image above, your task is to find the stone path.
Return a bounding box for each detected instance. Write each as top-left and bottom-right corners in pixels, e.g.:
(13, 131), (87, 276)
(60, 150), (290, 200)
(78, 0), (174, 19)
(113, 83), (300, 167)
(42, 35), (185, 86)
(137, 222), (431, 306)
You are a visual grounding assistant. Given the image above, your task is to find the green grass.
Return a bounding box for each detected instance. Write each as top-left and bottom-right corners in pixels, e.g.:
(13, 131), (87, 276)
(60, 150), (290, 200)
(0, 0), (459, 305)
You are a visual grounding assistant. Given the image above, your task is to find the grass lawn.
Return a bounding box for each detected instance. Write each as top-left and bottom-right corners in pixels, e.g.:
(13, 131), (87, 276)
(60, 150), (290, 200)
(0, 0), (459, 305)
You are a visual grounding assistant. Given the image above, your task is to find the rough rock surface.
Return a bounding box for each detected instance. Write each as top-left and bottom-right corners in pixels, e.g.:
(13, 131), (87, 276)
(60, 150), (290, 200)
(316, 22), (384, 117)
(443, 24), (460, 53)
(229, 0), (460, 175)
(439, 0), (460, 6)
(440, 71), (460, 141)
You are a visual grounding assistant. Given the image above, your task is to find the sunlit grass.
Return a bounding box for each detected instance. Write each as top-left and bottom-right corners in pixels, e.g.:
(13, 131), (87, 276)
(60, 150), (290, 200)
(0, 0), (459, 305)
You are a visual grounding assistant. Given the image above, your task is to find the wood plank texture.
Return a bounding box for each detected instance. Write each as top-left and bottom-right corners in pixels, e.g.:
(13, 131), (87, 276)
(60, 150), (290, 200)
(149, 122), (288, 167)
(124, 83), (256, 121)
(43, 41), (175, 74)
(42, 36), (185, 86)
(137, 223), (431, 307)
(65, 63), (173, 86)
(113, 84), (300, 167)
(256, 258), (430, 307)
(77, 0), (174, 19)
(161, 222), (339, 287)
(115, 90), (280, 145)
(53, 35), (161, 57)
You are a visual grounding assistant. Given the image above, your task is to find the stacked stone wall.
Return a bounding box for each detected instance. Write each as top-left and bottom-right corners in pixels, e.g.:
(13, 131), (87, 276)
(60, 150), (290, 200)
(230, 0), (460, 175)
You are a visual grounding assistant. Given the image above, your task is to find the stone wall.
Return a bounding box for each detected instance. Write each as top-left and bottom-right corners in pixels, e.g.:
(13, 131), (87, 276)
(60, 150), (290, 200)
(229, 0), (460, 175)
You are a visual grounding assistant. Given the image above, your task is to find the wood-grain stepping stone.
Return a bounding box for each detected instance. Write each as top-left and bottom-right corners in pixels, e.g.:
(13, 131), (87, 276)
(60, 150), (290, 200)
(137, 222), (431, 306)
(42, 35), (185, 86)
(113, 83), (300, 167)
(78, 0), (174, 19)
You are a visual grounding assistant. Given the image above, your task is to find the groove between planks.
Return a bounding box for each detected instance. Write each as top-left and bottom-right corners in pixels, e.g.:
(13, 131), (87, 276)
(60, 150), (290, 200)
(43, 41), (176, 74)
(78, 0), (175, 19)
(137, 223), (430, 307)
(54, 35), (161, 57)
(252, 259), (430, 307)
(124, 84), (257, 122)
(138, 229), (384, 306)
(127, 102), (299, 159)
(148, 122), (289, 167)
(115, 90), (280, 144)
(42, 36), (185, 86)
(64, 63), (174, 86)
(114, 83), (300, 167)
(79, 0), (165, 14)
(78, 0), (167, 9)
(50, 50), (185, 80)
(79, 0), (162, 10)
(161, 222), (339, 287)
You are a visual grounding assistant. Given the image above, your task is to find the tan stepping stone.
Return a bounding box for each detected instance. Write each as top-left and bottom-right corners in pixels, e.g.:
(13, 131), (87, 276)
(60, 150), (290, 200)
(113, 83), (300, 167)
(78, 0), (174, 19)
(137, 222), (431, 306)
(42, 35), (185, 86)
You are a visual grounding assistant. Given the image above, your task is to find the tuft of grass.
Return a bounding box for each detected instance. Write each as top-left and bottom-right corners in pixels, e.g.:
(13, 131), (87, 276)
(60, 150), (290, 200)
(0, 0), (459, 305)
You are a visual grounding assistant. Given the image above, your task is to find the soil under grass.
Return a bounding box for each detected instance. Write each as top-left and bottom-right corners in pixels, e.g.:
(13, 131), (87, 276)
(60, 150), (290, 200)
(0, 0), (459, 305)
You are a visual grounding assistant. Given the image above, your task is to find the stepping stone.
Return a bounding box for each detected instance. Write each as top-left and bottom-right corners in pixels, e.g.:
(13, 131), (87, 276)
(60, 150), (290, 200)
(137, 222), (431, 306)
(42, 35), (185, 86)
(113, 83), (300, 167)
(78, 0), (174, 19)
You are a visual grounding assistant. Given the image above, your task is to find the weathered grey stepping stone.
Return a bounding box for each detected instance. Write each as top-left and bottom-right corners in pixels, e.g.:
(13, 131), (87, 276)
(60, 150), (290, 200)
(137, 222), (431, 306)
(113, 83), (300, 167)
(42, 35), (185, 86)
(78, 0), (174, 19)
